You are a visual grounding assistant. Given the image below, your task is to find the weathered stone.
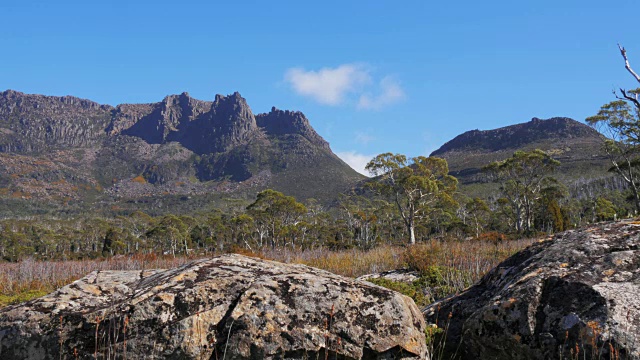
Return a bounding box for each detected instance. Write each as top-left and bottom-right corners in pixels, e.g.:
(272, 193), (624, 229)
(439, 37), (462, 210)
(0, 254), (427, 359)
(357, 269), (421, 284)
(424, 220), (640, 359)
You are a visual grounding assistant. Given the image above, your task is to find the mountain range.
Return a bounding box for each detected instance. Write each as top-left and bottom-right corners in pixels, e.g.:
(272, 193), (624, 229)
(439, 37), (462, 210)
(0, 90), (363, 216)
(0, 89), (616, 216)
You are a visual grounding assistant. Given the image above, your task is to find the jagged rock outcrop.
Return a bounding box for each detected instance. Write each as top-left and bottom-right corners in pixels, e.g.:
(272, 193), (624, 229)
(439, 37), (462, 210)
(257, 107), (330, 150)
(0, 254), (427, 359)
(111, 92), (213, 144)
(173, 92), (259, 154)
(424, 220), (640, 360)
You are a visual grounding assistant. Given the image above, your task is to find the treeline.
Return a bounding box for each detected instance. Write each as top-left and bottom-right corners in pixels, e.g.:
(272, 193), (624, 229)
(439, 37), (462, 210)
(0, 149), (633, 262)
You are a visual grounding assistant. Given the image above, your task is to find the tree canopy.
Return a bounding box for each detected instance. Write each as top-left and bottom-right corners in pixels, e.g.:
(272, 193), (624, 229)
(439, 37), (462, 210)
(484, 149), (560, 233)
(365, 154), (458, 244)
(587, 44), (640, 211)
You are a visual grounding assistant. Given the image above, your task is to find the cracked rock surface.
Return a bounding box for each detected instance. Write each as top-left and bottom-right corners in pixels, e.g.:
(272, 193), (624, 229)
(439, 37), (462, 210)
(424, 220), (640, 360)
(0, 254), (426, 359)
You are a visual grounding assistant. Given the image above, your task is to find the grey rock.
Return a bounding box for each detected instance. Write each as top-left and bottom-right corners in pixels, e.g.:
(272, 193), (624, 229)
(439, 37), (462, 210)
(357, 269), (421, 284)
(424, 220), (640, 359)
(0, 254), (427, 359)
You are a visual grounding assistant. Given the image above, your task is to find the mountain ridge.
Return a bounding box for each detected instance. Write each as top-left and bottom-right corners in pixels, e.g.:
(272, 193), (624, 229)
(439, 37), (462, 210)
(429, 116), (612, 198)
(0, 89), (363, 215)
(432, 117), (602, 156)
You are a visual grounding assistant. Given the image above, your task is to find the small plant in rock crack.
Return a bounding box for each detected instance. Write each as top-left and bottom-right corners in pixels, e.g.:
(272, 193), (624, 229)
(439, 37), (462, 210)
(426, 309), (462, 360)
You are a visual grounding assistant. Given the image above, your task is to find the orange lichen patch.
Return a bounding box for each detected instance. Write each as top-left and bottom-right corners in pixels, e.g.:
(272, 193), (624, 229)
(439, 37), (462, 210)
(81, 284), (103, 296)
(52, 179), (67, 185)
(517, 269), (543, 283)
(175, 181), (186, 186)
(603, 269), (615, 277)
(0, 188), (8, 196)
(132, 175), (147, 184)
(513, 333), (522, 343)
(501, 298), (518, 309)
(559, 263), (570, 268)
(154, 292), (176, 305)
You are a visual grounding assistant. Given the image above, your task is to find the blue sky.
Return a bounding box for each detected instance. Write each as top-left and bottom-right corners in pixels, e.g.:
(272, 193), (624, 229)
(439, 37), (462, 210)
(2, 1), (639, 175)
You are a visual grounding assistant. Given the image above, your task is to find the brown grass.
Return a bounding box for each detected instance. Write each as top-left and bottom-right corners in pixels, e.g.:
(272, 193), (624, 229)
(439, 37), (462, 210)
(0, 238), (537, 307)
(261, 245), (405, 278)
(0, 254), (200, 306)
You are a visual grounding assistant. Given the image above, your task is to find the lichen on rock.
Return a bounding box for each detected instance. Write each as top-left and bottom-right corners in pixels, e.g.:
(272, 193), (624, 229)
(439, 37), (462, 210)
(0, 254), (427, 359)
(424, 220), (640, 360)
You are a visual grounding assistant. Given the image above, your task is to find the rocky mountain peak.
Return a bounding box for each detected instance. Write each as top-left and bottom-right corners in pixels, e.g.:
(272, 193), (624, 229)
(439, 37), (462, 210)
(256, 107), (330, 149)
(212, 92), (254, 122)
(431, 117), (602, 155)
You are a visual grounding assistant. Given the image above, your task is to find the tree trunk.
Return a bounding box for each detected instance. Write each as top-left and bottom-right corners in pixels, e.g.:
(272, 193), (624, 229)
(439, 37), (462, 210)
(409, 222), (416, 245)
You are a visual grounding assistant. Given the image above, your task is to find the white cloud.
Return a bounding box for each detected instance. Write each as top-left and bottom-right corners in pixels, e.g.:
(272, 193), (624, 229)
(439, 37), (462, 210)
(336, 151), (375, 177)
(284, 64), (405, 110)
(284, 64), (371, 105)
(357, 77), (405, 111)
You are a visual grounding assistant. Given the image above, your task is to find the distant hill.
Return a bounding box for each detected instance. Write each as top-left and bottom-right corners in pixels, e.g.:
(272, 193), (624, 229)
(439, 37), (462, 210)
(430, 117), (613, 195)
(0, 90), (364, 216)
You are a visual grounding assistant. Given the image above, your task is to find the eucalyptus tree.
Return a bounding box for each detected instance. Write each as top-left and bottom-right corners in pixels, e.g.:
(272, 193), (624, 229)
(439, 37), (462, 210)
(465, 197), (491, 238)
(247, 189), (307, 248)
(484, 150), (560, 233)
(365, 154), (458, 245)
(587, 45), (640, 212)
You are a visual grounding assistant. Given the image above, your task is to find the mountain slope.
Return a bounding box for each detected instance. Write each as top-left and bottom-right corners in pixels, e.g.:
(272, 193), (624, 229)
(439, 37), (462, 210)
(430, 117), (612, 189)
(0, 90), (363, 215)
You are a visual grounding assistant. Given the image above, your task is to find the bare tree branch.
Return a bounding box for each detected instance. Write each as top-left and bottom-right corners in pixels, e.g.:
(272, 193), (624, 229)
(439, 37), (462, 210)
(619, 88), (640, 109)
(619, 43), (640, 83)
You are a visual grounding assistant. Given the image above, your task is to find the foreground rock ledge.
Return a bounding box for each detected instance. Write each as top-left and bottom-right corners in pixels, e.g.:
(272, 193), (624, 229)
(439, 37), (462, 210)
(0, 254), (426, 360)
(425, 220), (640, 360)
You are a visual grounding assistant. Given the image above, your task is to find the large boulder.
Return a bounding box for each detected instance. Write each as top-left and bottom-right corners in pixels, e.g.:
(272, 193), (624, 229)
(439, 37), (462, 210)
(424, 220), (640, 359)
(0, 254), (427, 359)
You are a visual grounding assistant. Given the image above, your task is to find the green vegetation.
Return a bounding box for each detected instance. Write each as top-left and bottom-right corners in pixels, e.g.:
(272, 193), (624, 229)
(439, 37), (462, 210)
(484, 149), (561, 233)
(366, 154), (458, 244)
(587, 45), (640, 212)
(0, 152), (635, 263)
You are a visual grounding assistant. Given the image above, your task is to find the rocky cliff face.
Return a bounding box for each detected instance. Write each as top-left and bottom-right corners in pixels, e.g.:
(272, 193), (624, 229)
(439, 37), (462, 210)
(0, 90), (113, 153)
(0, 254), (427, 359)
(110, 92), (213, 145)
(256, 107), (330, 150)
(424, 220), (640, 359)
(171, 92), (259, 153)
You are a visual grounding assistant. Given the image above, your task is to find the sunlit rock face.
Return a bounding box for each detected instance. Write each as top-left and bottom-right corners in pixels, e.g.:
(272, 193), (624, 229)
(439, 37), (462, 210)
(0, 254), (427, 360)
(425, 220), (640, 360)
